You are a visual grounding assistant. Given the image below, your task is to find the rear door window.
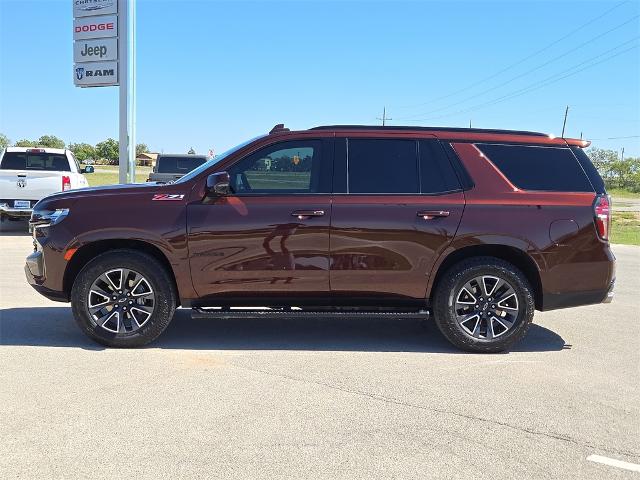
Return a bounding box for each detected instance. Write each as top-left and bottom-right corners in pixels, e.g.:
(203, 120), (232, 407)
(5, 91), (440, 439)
(157, 156), (206, 174)
(0, 152), (71, 171)
(347, 139), (418, 194)
(476, 144), (593, 192)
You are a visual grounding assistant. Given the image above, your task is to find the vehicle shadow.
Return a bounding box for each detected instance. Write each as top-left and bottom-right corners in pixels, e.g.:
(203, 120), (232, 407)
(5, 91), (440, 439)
(0, 306), (568, 353)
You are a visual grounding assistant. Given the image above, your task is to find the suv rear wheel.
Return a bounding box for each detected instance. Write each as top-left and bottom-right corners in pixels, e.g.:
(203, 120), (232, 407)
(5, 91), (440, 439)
(71, 250), (177, 347)
(433, 257), (534, 353)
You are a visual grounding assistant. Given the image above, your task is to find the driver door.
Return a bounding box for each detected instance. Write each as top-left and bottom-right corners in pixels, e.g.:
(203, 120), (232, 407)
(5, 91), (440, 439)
(187, 139), (333, 305)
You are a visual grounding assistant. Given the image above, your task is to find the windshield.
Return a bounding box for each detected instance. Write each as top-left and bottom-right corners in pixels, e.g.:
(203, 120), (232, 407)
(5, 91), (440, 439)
(175, 136), (265, 184)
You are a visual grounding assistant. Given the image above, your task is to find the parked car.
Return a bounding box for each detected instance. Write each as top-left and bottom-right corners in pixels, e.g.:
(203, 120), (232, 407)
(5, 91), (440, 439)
(25, 124), (614, 352)
(147, 154), (207, 184)
(0, 147), (93, 221)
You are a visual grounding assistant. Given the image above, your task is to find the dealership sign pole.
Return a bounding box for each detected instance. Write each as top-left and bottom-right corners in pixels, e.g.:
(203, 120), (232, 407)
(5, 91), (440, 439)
(73, 0), (135, 183)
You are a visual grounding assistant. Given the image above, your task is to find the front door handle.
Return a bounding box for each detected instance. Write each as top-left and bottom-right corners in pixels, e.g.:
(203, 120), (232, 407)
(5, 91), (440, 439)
(418, 210), (450, 220)
(291, 210), (325, 219)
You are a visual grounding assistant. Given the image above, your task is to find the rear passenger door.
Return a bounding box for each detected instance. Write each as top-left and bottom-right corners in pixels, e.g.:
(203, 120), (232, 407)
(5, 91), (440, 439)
(330, 137), (465, 301)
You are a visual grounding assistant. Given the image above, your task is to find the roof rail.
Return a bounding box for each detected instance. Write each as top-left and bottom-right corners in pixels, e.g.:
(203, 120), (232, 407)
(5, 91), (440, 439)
(309, 125), (549, 137)
(269, 124), (290, 134)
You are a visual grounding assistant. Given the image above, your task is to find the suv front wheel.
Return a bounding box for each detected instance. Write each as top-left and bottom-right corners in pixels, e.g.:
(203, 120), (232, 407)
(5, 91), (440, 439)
(71, 250), (177, 347)
(433, 257), (535, 353)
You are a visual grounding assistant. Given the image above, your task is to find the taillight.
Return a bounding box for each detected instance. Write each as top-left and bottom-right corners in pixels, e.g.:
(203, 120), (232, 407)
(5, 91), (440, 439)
(593, 194), (611, 241)
(62, 175), (71, 192)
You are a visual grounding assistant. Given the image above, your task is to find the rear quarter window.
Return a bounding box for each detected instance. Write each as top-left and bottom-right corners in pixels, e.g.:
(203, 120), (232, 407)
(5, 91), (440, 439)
(476, 143), (594, 192)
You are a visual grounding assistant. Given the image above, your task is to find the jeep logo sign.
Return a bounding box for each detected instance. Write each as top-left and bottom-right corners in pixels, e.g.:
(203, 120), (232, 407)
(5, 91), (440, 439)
(74, 38), (117, 63)
(73, 15), (117, 40)
(73, 60), (118, 87)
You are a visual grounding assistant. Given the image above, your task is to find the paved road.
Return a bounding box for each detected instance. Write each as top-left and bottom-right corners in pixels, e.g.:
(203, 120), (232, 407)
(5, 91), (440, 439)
(1, 230), (638, 479)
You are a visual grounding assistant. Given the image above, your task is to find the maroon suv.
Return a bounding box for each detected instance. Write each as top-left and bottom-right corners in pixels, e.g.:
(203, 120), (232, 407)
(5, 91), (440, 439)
(25, 124), (615, 352)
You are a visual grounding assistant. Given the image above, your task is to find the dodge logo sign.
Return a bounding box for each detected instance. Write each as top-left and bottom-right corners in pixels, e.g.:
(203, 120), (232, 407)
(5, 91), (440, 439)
(17, 178), (26, 188)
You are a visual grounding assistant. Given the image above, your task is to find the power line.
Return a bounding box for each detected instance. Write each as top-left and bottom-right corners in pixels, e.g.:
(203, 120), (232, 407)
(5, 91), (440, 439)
(589, 135), (640, 140)
(402, 41), (639, 123)
(396, 15), (639, 120)
(392, 0), (631, 110)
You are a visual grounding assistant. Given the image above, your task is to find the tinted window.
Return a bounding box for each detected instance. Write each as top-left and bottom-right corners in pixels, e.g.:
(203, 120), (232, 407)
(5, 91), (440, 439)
(419, 140), (461, 193)
(0, 152), (70, 171)
(571, 147), (605, 194)
(348, 139), (418, 193)
(228, 140), (322, 193)
(157, 156), (206, 173)
(477, 144), (593, 192)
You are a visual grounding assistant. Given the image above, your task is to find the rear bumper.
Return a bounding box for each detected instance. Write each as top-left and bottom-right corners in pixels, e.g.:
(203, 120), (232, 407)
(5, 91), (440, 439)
(0, 205), (32, 217)
(541, 279), (615, 311)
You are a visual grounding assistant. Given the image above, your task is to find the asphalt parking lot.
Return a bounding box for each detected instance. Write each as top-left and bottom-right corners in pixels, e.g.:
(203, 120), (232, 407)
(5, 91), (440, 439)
(1, 219), (639, 479)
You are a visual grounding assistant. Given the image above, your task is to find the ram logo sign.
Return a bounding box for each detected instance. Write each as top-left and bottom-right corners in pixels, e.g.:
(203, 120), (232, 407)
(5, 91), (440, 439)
(73, 61), (118, 87)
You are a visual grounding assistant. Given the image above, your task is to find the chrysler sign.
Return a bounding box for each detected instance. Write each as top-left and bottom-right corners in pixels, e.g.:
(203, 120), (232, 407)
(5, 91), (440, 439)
(73, 0), (117, 18)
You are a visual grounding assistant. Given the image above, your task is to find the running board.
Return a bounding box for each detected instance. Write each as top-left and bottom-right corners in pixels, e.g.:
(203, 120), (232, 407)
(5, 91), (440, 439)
(191, 307), (430, 321)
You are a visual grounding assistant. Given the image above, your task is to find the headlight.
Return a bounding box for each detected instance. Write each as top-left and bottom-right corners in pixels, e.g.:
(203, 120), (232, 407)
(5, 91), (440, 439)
(31, 208), (70, 228)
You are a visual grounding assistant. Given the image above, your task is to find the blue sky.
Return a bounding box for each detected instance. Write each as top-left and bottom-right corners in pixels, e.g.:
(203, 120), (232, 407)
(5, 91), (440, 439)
(0, 0), (638, 156)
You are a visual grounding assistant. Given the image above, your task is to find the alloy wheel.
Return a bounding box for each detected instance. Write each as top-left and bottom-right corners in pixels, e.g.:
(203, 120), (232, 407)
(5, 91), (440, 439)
(454, 275), (520, 340)
(87, 268), (155, 334)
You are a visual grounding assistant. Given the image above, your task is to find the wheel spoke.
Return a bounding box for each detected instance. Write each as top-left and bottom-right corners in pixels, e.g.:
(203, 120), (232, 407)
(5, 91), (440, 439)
(100, 311), (120, 333)
(497, 292), (519, 311)
(456, 286), (477, 306)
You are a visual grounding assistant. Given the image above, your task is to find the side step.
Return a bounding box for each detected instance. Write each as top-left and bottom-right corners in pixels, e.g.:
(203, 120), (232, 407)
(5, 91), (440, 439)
(191, 307), (430, 321)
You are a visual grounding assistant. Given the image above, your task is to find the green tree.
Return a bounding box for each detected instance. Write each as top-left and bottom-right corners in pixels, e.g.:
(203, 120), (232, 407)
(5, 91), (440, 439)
(95, 138), (120, 165)
(136, 143), (149, 156)
(187, 147), (196, 154)
(37, 135), (65, 149)
(14, 139), (37, 147)
(68, 142), (96, 162)
(0, 133), (10, 151)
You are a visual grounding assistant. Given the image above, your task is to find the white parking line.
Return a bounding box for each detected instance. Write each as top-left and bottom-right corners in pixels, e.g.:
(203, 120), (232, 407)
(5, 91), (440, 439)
(587, 455), (640, 473)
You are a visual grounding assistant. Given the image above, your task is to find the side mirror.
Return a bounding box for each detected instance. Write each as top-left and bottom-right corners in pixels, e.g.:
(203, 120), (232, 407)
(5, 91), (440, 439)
(82, 165), (94, 174)
(206, 171), (231, 196)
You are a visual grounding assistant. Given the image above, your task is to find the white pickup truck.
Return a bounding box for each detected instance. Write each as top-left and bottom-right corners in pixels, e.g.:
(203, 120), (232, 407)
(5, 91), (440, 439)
(0, 147), (93, 220)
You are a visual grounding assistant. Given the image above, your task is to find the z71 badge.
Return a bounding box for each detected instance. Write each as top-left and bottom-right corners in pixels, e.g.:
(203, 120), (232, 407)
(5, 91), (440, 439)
(152, 194), (185, 201)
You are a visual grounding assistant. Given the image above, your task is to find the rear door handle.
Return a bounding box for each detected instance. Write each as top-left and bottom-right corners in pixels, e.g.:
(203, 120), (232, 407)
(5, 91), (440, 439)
(291, 210), (325, 219)
(418, 210), (450, 220)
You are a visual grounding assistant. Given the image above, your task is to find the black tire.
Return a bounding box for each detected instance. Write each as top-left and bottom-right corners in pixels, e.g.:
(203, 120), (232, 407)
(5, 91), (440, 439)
(71, 249), (177, 347)
(433, 256), (534, 353)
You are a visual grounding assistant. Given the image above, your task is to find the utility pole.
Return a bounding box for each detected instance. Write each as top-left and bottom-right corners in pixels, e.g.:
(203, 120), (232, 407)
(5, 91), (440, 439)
(118, 0), (136, 184)
(377, 107), (392, 126)
(469, 120), (472, 128)
(621, 147), (625, 162)
(561, 105), (569, 138)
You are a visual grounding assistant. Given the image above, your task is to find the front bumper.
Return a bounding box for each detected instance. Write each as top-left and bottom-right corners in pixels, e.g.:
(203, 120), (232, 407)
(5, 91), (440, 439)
(24, 250), (68, 302)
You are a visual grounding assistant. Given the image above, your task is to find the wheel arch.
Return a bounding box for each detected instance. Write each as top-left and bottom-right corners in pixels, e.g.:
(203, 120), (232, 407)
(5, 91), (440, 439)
(63, 239), (181, 305)
(429, 244), (543, 310)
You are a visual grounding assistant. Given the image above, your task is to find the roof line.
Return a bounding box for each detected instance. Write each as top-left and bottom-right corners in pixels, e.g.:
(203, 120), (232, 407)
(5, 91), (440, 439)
(308, 125), (550, 137)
